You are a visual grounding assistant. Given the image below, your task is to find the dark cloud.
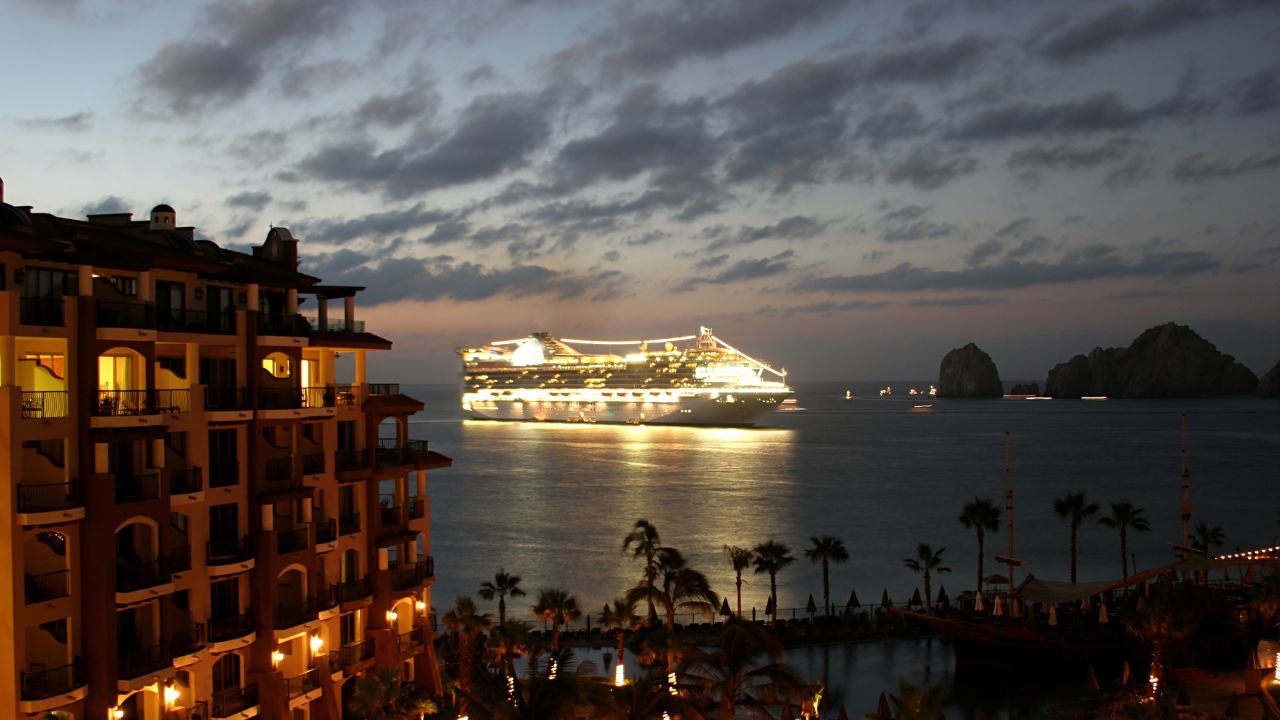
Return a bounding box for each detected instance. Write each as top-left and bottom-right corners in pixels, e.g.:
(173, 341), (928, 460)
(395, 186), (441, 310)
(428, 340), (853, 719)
(601, 250), (621, 263)
(862, 249), (891, 262)
(880, 220), (957, 243)
(995, 217), (1032, 238)
(762, 299), (889, 316)
(624, 230), (671, 247)
(950, 91), (1215, 142)
(1035, 0), (1270, 62)
(464, 64), (500, 86)
(353, 78), (440, 129)
(677, 249), (795, 291)
(279, 59), (360, 100)
(295, 91), (558, 198)
(1005, 235), (1051, 260)
(469, 223), (528, 248)
(795, 248), (1219, 293)
(704, 215), (828, 251)
(885, 147), (978, 190)
(295, 203), (455, 244)
(696, 254), (730, 271)
(227, 129), (289, 165)
(907, 296), (1006, 307)
(135, 0), (352, 114)
(224, 190), (272, 211)
(881, 204), (931, 223)
(18, 111), (94, 132)
(1231, 66), (1280, 115)
(965, 239), (1003, 266)
(1006, 137), (1147, 187)
(589, 0), (852, 75)
(1171, 151), (1280, 183)
(81, 196), (131, 216)
(856, 100), (927, 146)
(421, 219), (471, 245)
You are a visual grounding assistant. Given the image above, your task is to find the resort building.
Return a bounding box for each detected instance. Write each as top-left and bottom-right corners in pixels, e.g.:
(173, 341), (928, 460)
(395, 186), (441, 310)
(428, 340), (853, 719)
(0, 178), (450, 720)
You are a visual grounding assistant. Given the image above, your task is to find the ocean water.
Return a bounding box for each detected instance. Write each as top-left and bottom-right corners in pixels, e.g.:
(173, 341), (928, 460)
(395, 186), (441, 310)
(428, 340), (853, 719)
(403, 382), (1280, 714)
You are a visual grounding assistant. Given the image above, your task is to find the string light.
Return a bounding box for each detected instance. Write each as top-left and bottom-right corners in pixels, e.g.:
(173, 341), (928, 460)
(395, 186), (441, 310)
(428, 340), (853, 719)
(668, 672), (678, 695)
(614, 664), (625, 686)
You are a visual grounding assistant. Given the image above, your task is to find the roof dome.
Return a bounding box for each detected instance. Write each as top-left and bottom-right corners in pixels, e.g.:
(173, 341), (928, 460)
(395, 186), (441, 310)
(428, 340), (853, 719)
(151, 203), (175, 214)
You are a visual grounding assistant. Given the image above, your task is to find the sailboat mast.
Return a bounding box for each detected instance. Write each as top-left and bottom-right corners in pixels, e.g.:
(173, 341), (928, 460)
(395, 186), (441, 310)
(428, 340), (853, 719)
(1004, 431), (1015, 588)
(1179, 414), (1192, 550)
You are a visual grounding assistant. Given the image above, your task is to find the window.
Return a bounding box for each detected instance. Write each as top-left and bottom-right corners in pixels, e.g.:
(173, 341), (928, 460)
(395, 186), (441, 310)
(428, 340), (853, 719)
(157, 356), (186, 378)
(165, 431), (187, 457)
(110, 275), (138, 296)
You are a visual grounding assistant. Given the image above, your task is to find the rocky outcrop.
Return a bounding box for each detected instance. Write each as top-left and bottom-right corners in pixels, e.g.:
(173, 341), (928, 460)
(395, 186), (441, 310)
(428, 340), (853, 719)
(1009, 382), (1040, 396)
(1260, 360), (1280, 397)
(1044, 323), (1258, 398)
(937, 343), (1003, 398)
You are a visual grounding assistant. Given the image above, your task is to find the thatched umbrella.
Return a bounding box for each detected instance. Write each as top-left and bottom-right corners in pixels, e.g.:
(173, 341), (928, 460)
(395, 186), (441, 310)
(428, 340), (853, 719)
(1121, 659), (1131, 686)
(1048, 604), (1058, 626)
(838, 703), (850, 720)
(880, 588), (893, 609)
(845, 588), (860, 613)
(876, 692), (891, 717)
(806, 593), (817, 617)
(1098, 604), (1109, 624)
(1085, 665), (1099, 691)
(974, 590), (985, 612)
(936, 585), (950, 611)
(992, 595), (1004, 617)
(765, 595), (775, 616)
(908, 588), (923, 608)
(720, 598), (732, 617)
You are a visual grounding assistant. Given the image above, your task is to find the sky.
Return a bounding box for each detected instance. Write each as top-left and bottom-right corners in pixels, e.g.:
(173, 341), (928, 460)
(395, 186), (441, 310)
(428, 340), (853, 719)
(3, 0), (1280, 383)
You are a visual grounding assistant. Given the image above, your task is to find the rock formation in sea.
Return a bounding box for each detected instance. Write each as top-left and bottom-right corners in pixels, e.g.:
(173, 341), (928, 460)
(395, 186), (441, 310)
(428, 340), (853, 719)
(1009, 382), (1040, 396)
(1044, 322), (1259, 398)
(1259, 360), (1280, 397)
(937, 343), (1003, 398)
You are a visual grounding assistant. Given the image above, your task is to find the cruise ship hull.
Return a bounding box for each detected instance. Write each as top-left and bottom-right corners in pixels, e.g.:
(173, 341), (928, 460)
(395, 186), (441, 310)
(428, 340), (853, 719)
(463, 391), (792, 426)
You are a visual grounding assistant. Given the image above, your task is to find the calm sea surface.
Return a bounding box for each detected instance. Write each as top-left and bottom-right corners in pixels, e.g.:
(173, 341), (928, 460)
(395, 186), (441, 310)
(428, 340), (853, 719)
(402, 382), (1280, 716)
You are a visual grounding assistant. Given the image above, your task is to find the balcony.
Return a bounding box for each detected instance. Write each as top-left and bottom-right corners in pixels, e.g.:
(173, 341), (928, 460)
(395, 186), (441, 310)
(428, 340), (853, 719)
(211, 684), (259, 719)
(275, 598), (319, 630)
(368, 383), (400, 397)
(115, 472), (162, 503)
(205, 386), (248, 411)
(334, 384), (361, 407)
(172, 622), (206, 657)
(336, 449), (370, 475)
(207, 536), (254, 565)
(397, 626), (425, 654)
(338, 512), (361, 536)
(287, 667), (321, 698)
(392, 557), (435, 591)
(338, 641), (373, 668)
(334, 577), (371, 604)
(95, 389), (186, 417)
(316, 518), (337, 544)
(265, 456), (293, 483)
(96, 300), (153, 329)
(170, 701), (209, 720)
(258, 312), (310, 336)
(171, 545), (192, 573)
(25, 569), (69, 604)
(118, 642), (172, 679)
(276, 525), (310, 555)
(17, 481), (82, 514)
(375, 438), (430, 468)
(20, 296), (64, 326)
(306, 317), (365, 334)
(379, 501), (407, 532)
(116, 557), (172, 593)
(408, 497), (425, 520)
(154, 389), (191, 413)
(157, 307), (235, 334)
(208, 612), (254, 643)
(302, 452), (325, 475)
(21, 659), (83, 701)
(20, 390), (67, 419)
(209, 461), (239, 488)
(170, 467), (203, 494)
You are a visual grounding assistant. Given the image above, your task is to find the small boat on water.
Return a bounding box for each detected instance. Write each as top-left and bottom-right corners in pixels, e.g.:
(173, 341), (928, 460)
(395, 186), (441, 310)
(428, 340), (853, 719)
(879, 386), (892, 397)
(1082, 396), (1108, 401)
(844, 390), (852, 400)
(911, 404), (933, 412)
(778, 398), (802, 412)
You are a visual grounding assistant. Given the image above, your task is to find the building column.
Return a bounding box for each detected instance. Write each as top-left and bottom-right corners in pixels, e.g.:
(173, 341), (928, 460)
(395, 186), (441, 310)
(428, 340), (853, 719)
(343, 296), (355, 329)
(354, 350), (366, 387)
(415, 470), (426, 498)
(152, 438), (165, 468)
(247, 284), (260, 312)
(77, 264), (93, 296)
(138, 270), (152, 302)
(317, 298), (328, 332)
(0, 335), (14, 387)
(286, 288), (298, 314)
(185, 342), (199, 385)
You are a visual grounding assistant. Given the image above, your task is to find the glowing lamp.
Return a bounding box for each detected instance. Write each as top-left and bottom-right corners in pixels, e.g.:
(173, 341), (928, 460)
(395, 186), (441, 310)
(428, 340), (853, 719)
(614, 664), (625, 686)
(548, 660), (558, 680)
(272, 650), (285, 667)
(310, 635), (324, 654)
(164, 685), (180, 707)
(387, 610), (398, 623)
(1275, 651), (1279, 682)
(112, 710), (125, 720)
(415, 600), (427, 612)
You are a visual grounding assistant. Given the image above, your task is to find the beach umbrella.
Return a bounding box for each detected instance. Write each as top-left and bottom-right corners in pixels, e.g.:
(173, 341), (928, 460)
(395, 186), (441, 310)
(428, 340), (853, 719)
(936, 585), (950, 610)
(1085, 665), (1100, 691)
(806, 594), (817, 616)
(847, 588), (860, 610)
(881, 588), (893, 609)
(1048, 604), (1058, 626)
(1121, 660), (1132, 686)
(876, 692), (891, 718)
(1098, 604), (1109, 624)
(838, 703), (850, 720)
(765, 596), (775, 615)
(1082, 595), (1091, 611)
(1226, 691), (1240, 718)
(908, 588), (923, 608)
(992, 596), (1004, 617)
(974, 591), (985, 612)
(1009, 597), (1021, 617)
(720, 598), (732, 617)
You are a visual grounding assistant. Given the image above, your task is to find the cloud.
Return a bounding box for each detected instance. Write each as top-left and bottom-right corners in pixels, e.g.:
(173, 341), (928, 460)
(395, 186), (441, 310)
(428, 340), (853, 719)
(696, 254), (730, 270)
(279, 59), (360, 100)
(1231, 66), (1280, 116)
(907, 296), (1006, 307)
(1006, 137), (1147, 187)
(227, 129), (290, 166)
(353, 78), (440, 129)
(1170, 151), (1280, 183)
(856, 100), (927, 146)
(677, 249), (795, 291)
(18, 111), (94, 132)
(295, 203), (456, 244)
(1035, 0), (1270, 62)
(881, 220), (957, 243)
(995, 217), (1032, 238)
(794, 248), (1220, 293)
(225, 190), (272, 211)
(761, 299), (889, 316)
(1005, 235), (1051, 260)
(881, 204), (931, 223)
(965, 239), (1003, 266)
(704, 215), (828, 250)
(81, 196), (131, 216)
(950, 90), (1215, 142)
(134, 0), (353, 114)
(885, 147), (978, 190)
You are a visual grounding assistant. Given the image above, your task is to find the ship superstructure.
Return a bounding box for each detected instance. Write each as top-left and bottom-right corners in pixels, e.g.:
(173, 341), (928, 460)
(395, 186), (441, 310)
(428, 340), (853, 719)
(458, 327), (792, 425)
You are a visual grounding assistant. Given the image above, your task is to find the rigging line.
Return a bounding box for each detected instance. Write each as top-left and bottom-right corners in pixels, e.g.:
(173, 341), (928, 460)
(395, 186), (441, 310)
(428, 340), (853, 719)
(710, 335), (786, 378)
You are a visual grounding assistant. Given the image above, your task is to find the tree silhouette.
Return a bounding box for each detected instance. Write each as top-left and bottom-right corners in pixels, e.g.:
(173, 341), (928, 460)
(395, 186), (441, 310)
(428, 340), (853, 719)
(723, 545), (755, 618)
(532, 588), (581, 654)
(479, 569), (526, 627)
(623, 519), (662, 625)
(1053, 491), (1100, 584)
(1097, 502), (1151, 579)
(957, 497), (999, 593)
(804, 535), (849, 616)
(752, 540), (795, 626)
(902, 544), (950, 615)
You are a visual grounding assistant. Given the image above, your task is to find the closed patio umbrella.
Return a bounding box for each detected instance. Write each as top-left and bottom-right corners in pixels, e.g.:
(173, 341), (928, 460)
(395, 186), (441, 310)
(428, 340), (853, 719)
(908, 588), (923, 608)
(992, 595), (1004, 617)
(881, 588), (893, 609)
(720, 598), (731, 617)
(974, 590), (985, 612)
(846, 588), (860, 612)
(1048, 604), (1058, 626)
(1098, 604), (1109, 624)
(936, 585), (950, 611)
(877, 692), (891, 718)
(806, 593), (817, 616)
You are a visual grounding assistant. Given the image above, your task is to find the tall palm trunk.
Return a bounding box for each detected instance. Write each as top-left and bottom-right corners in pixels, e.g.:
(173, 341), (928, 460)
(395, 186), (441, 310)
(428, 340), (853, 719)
(459, 631), (475, 700)
(924, 570), (933, 615)
(976, 528), (985, 594)
(645, 556), (658, 625)
(498, 596), (506, 626)
(1120, 527), (1128, 579)
(735, 571), (743, 617)
(551, 622), (560, 654)
(615, 629), (625, 668)
(1070, 522), (1079, 584)
(769, 571), (779, 625)
(821, 559), (830, 616)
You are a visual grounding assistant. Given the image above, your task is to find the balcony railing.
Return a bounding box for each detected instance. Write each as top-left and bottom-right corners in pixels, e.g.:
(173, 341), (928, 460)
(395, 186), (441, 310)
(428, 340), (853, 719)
(334, 384), (361, 407)
(155, 388), (191, 413)
(304, 317), (366, 334)
(287, 667), (321, 698)
(21, 390), (67, 419)
(170, 467), (203, 494)
(367, 383), (401, 397)
(171, 545), (193, 573)
(17, 481), (82, 513)
(375, 438), (430, 467)
(115, 472), (162, 503)
(157, 307), (236, 334)
(258, 312), (310, 336)
(336, 449), (370, 474)
(338, 512), (361, 536)
(97, 300), (153, 329)
(380, 501), (406, 531)
(20, 296), (64, 326)
(205, 386), (248, 411)
(335, 577), (371, 604)
(208, 612), (254, 643)
(397, 626), (425, 654)
(117, 557), (172, 593)
(275, 598), (319, 629)
(207, 536), (254, 566)
(303, 386), (335, 408)
(339, 641), (373, 668)
(173, 622), (206, 656)
(265, 456), (293, 483)
(170, 701), (209, 720)
(95, 389), (154, 416)
(212, 684), (259, 718)
(302, 452), (325, 475)
(392, 557), (435, 591)
(258, 387), (299, 410)
(276, 525), (310, 555)
(407, 497), (425, 520)
(118, 641), (172, 679)
(25, 569), (69, 604)
(316, 518), (337, 544)
(209, 460), (239, 488)
(21, 658), (82, 701)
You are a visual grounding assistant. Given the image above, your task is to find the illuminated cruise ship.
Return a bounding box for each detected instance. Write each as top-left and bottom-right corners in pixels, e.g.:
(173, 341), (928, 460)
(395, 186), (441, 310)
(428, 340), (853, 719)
(458, 327), (793, 425)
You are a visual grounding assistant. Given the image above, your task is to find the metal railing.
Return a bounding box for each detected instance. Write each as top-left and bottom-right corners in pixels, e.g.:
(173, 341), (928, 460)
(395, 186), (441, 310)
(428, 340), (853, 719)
(173, 622), (206, 656)
(275, 598), (319, 629)
(335, 384), (361, 406)
(212, 684), (259, 718)
(335, 577), (371, 603)
(155, 388), (191, 413)
(207, 536), (254, 566)
(276, 525), (310, 555)
(408, 497), (426, 520)
(170, 701), (209, 720)
(20, 296), (64, 326)
(96, 300), (153, 329)
(302, 452), (326, 475)
(118, 641), (172, 679)
(205, 386), (248, 411)
(338, 512), (361, 536)
(115, 472), (162, 503)
(21, 658), (82, 700)
(304, 317), (365, 333)
(339, 641), (373, 667)
(208, 612), (254, 642)
(25, 569), (69, 604)
(368, 383), (401, 396)
(257, 386), (300, 410)
(287, 667), (321, 698)
(170, 467), (203, 494)
(94, 389), (155, 416)
(116, 557), (172, 592)
(392, 557), (435, 591)
(397, 626), (425, 654)
(375, 438), (430, 467)
(258, 312), (310, 336)
(20, 390), (68, 418)
(17, 481), (82, 513)
(336, 449), (370, 473)
(157, 307), (235, 334)
(303, 386), (335, 408)
(315, 518), (337, 544)
(209, 460), (239, 488)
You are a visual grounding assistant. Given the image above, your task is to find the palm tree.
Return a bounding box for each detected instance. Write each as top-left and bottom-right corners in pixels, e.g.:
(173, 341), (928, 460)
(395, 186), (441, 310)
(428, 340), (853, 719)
(442, 595), (492, 705)
(532, 588), (581, 654)
(346, 667), (437, 720)
(681, 620), (806, 720)
(902, 544), (950, 615)
(957, 497), (999, 593)
(1123, 583), (1206, 698)
(599, 597), (640, 680)
(804, 535), (849, 616)
(600, 669), (706, 720)
(1190, 521), (1224, 554)
(478, 569), (526, 627)
(752, 539), (795, 626)
(1097, 502), (1151, 579)
(862, 677), (949, 720)
(483, 619), (532, 682)
(723, 545), (754, 617)
(625, 547), (719, 632)
(623, 519), (662, 624)
(1053, 491), (1100, 584)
